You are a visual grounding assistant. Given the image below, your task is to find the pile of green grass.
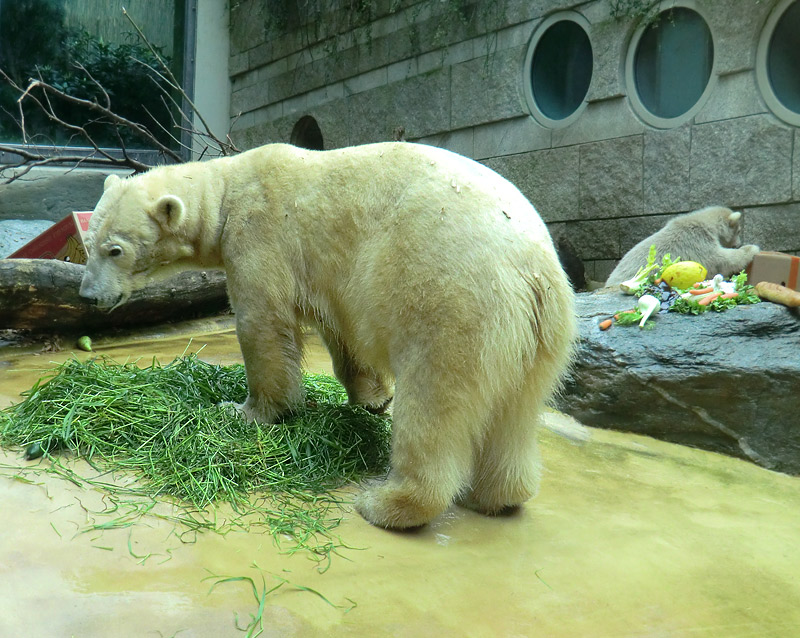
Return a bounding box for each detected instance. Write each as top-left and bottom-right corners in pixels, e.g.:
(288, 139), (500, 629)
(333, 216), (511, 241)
(0, 355), (391, 561)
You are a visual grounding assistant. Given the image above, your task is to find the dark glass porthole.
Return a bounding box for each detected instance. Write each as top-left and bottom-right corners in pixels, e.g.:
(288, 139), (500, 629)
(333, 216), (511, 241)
(529, 19), (593, 122)
(766, 0), (800, 115)
(632, 7), (713, 121)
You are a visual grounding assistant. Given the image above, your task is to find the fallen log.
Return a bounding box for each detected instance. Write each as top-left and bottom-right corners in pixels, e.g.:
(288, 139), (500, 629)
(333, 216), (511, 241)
(0, 258), (229, 334)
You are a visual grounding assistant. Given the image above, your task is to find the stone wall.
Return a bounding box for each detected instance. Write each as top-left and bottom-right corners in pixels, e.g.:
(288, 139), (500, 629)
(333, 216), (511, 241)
(228, 0), (800, 283)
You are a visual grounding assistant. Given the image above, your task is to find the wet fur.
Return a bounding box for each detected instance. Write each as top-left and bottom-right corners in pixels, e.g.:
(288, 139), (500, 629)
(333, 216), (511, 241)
(606, 206), (760, 287)
(80, 142), (577, 530)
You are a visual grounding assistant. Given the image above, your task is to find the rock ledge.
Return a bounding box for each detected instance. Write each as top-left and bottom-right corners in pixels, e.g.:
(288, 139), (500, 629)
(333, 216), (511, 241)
(557, 288), (800, 474)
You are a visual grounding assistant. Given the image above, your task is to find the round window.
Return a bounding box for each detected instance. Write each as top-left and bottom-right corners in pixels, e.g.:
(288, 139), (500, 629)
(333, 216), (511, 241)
(757, 0), (800, 126)
(523, 13), (593, 127)
(627, 6), (715, 127)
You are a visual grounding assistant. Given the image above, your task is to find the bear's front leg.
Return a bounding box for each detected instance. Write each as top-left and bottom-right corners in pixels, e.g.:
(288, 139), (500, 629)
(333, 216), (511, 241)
(230, 310), (305, 424)
(720, 244), (760, 276)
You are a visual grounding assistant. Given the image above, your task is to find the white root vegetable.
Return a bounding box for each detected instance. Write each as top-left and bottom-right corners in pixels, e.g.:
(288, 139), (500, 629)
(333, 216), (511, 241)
(637, 294), (660, 328)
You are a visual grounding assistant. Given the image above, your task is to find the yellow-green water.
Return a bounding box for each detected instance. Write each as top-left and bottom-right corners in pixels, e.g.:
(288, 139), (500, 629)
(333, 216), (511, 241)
(1, 317), (798, 637)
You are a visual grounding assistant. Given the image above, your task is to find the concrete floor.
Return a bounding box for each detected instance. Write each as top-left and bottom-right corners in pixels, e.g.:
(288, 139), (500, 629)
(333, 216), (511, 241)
(1, 317), (799, 637)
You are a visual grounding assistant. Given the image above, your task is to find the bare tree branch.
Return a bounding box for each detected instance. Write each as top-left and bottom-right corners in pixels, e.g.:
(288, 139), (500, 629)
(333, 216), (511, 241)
(0, 7), (240, 184)
(122, 7), (239, 157)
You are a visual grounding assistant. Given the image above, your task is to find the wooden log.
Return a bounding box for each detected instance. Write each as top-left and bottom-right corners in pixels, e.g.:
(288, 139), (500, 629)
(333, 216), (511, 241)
(0, 258), (229, 333)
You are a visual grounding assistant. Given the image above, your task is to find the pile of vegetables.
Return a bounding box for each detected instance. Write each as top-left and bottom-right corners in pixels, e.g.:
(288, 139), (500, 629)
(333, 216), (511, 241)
(0, 355), (392, 561)
(602, 245), (760, 330)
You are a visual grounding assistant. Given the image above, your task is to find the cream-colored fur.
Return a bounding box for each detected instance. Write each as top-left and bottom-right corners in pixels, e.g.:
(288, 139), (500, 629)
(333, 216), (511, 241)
(80, 142), (576, 529)
(606, 206), (759, 287)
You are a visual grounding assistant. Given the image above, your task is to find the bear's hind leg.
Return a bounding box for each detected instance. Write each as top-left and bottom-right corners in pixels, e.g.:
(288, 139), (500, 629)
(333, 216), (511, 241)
(460, 391), (543, 516)
(354, 383), (486, 529)
(318, 327), (393, 413)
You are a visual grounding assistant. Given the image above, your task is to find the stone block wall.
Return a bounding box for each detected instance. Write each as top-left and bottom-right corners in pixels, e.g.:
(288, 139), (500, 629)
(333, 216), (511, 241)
(229, 0), (800, 282)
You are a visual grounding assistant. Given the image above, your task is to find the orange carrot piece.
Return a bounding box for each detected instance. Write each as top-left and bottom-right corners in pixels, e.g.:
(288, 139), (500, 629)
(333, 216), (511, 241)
(720, 292), (739, 300)
(613, 310), (636, 320)
(654, 278), (663, 285)
(690, 286), (714, 295)
(599, 319), (613, 330)
(698, 292), (721, 306)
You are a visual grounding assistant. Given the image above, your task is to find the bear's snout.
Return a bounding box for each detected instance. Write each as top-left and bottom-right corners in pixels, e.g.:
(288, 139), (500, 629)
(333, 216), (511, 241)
(79, 273), (124, 311)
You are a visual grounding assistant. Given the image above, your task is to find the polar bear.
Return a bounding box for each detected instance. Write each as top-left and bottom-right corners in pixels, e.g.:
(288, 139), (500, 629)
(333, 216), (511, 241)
(606, 206), (760, 287)
(80, 142), (576, 529)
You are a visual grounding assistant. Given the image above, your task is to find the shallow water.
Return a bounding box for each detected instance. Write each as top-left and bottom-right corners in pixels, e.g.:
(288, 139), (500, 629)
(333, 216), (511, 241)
(1, 317), (799, 637)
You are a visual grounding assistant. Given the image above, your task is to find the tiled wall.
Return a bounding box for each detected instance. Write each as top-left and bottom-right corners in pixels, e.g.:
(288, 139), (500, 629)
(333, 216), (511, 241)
(229, 0), (800, 282)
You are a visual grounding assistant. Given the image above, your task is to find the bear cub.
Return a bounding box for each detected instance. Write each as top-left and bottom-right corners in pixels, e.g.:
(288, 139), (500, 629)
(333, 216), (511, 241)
(606, 206), (759, 287)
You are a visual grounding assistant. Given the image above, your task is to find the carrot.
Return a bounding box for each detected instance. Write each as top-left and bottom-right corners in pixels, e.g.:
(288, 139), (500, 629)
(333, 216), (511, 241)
(654, 278), (663, 285)
(613, 310), (636, 320)
(698, 292), (721, 306)
(599, 319), (613, 331)
(693, 282), (703, 288)
(690, 286), (714, 295)
(720, 292), (739, 300)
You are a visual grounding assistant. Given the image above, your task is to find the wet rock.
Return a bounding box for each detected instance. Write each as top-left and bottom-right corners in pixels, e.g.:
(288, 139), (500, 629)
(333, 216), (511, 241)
(557, 287), (800, 474)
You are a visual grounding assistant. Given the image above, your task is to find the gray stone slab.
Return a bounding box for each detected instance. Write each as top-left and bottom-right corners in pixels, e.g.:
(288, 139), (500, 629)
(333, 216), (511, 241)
(229, 0), (264, 57)
(694, 71), (767, 124)
(0, 220), (55, 258)
(579, 135), (644, 219)
(231, 69), (258, 92)
(473, 116), (551, 160)
(241, 105), (345, 150)
(229, 119), (283, 151)
(585, 17), (627, 102)
(307, 99), (355, 149)
(551, 97), (644, 147)
(414, 129), (475, 159)
(690, 115), (793, 208)
(708, 0), (773, 74)
(388, 58), (418, 84)
(585, 258), (617, 284)
(306, 82), (345, 108)
(556, 218), (621, 260)
(450, 46), (527, 130)
(643, 126), (692, 213)
(617, 213), (677, 256)
(230, 81), (270, 116)
(742, 203), (800, 253)
(507, 0), (579, 22)
(247, 101), (284, 128)
(344, 67), (388, 96)
(347, 68), (451, 145)
(229, 52), (249, 78)
(484, 146), (580, 223)
(247, 42), (274, 71)
(794, 130), (800, 201)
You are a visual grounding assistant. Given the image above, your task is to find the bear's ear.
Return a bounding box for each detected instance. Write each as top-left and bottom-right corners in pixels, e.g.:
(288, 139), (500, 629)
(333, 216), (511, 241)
(152, 195), (186, 232)
(728, 211), (742, 225)
(104, 174), (121, 191)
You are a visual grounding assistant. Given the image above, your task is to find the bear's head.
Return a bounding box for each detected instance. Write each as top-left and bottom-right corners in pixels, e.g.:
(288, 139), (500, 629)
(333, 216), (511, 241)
(79, 173), (196, 310)
(715, 207), (743, 248)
